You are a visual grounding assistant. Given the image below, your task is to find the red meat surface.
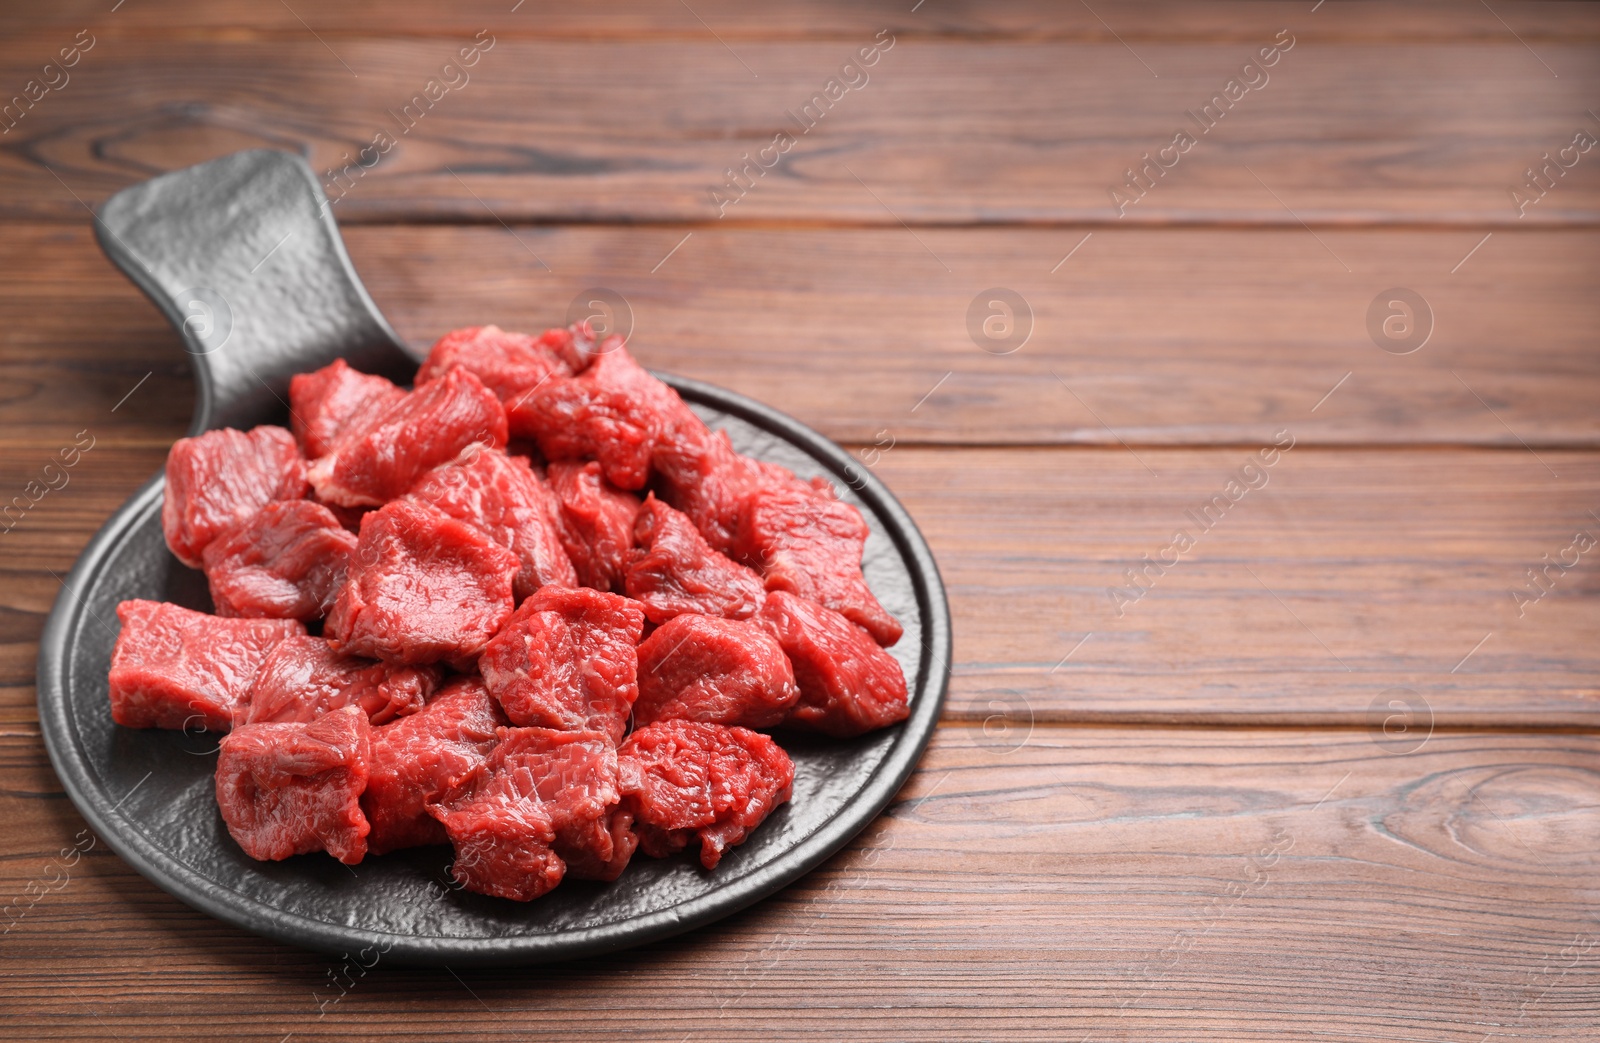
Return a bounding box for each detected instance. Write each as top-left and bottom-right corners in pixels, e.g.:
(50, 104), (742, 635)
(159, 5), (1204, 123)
(362, 676), (506, 854)
(109, 600), (304, 731)
(201, 500), (357, 620)
(308, 367), (508, 507)
(478, 586), (645, 744)
(215, 705), (371, 864)
(415, 325), (574, 410)
(326, 499), (520, 666)
(658, 429), (830, 556)
(288, 359), (405, 459)
(758, 591), (909, 737)
(162, 426), (307, 568)
(510, 345), (705, 491)
(634, 614), (799, 729)
(407, 446), (577, 601)
(625, 494), (764, 623)
(547, 460), (639, 592)
(735, 487), (902, 646)
(619, 720), (793, 869)
(429, 728), (626, 899)
(240, 634), (440, 727)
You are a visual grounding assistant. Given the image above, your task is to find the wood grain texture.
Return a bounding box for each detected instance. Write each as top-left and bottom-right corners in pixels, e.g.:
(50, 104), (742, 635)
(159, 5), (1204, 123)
(6, 0), (1600, 40)
(3, 445), (1597, 727)
(3, 223), (1597, 448)
(1, 36), (1598, 225)
(2, 725), (1596, 1040)
(2, 2), (1596, 1038)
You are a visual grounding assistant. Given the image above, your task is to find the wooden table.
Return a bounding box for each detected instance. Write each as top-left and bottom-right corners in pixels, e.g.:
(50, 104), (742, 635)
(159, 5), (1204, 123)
(3, 2), (1597, 1039)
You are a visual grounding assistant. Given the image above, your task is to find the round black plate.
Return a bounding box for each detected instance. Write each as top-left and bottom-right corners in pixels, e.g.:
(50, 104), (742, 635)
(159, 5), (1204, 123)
(36, 374), (950, 966)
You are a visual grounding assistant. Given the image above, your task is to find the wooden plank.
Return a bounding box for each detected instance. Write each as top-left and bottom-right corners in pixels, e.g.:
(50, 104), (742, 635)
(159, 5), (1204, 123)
(2, 37), (1598, 224)
(3, 445), (1597, 727)
(3, 223), (1596, 448)
(1, 725), (1595, 1039)
(5, 0), (1599, 40)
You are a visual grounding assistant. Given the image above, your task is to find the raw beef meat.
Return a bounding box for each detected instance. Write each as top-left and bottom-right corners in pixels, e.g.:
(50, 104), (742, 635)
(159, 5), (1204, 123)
(415, 325), (574, 409)
(326, 499), (519, 666)
(634, 614), (799, 729)
(201, 500), (357, 620)
(289, 359), (405, 459)
(109, 600), (304, 731)
(510, 345), (705, 490)
(619, 720), (793, 869)
(547, 460), (639, 592)
(479, 586), (645, 744)
(215, 705), (371, 864)
(735, 487), (902, 646)
(758, 591), (909, 737)
(428, 728), (627, 899)
(240, 635), (440, 727)
(308, 366), (508, 507)
(362, 676), (505, 855)
(658, 429), (830, 556)
(407, 446), (577, 601)
(625, 494), (764, 623)
(162, 426), (307, 567)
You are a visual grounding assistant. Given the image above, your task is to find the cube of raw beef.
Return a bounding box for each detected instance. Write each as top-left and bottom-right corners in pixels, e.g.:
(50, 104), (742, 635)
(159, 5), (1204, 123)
(241, 635), (441, 727)
(758, 591), (909, 737)
(510, 345), (705, 491)
(735, 487), (903, 646)
(428, 728), (628, 899)
(407, 446), (577, 601)
(634, 614), (799, 729)
(478, 586), (645, 745)
(362, 676), (505, 855)
(162, 425), (307, 568)
(619, 720), (794, 870)
(289, 359), (405, 459)
(215, 705), (371, 864)
(201, 500), (357, 620)
(415, 325), (574, 409)
(625, 494), (764, 623)
(308, 367), (508, 508)
(658, 429), (831, 556)
(109, 600), (304, 731)
(547, 460), (640, 592)
(326, 500), (520, 666)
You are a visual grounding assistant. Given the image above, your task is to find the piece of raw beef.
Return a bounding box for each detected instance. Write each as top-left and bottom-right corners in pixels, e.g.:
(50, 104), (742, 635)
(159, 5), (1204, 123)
(478, 585), (646, 745)
(619, 719), (793, 869)
(657, 428), (831, 556)
(634, 614), (799, 729)
(240, 634), (440, 727)
(625, 494), (764, 623)
(510, 345), (705, 490)
(758, 591), (909, 737)
(162, 426), (307, 568)
(326, 499), (519, 666)
(735, 486), (902, 646)
(407, 446), (577, 601)
(308, 366), (508, 507)
(215, 705), (371, 864)
(109, 600), (304, 731)
(288, 359), (406, 459)
(201, 500), (357, 620)
(428, 727), (627, 900)
(547, 460), (640, 592)
(415, 325), (575, 410)
(362, 676), (506, 855)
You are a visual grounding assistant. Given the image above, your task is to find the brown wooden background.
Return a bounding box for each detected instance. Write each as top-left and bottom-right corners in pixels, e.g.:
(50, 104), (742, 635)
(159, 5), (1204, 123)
(2, 2), (1597, 1039)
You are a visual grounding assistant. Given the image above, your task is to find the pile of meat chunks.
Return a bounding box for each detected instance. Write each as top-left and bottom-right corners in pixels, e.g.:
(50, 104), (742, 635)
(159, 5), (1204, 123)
(107, 325), (908, 901)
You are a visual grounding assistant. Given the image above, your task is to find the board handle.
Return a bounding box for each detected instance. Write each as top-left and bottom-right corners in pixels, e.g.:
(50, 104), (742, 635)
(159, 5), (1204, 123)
(94, 149), (417, 435)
